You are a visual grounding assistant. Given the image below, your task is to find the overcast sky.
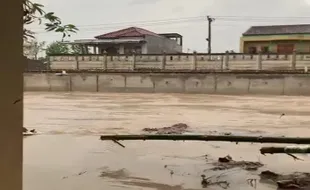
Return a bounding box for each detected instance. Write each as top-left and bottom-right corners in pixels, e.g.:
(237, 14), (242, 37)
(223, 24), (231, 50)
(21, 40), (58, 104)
(29, 0), (310, 53)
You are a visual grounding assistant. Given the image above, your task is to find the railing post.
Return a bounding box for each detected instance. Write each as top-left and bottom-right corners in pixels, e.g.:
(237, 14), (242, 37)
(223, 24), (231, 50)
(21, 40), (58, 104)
(220, 54), (224, 71)
(75, 54), (79, 70)
(224, 51), (229, 70)
(257, 51), (262, 71)
(192, 51), (197, 70)
(161, 51), (166, 70)
(291, 49), (296, 70)
(46, 55), (51, 71)
(103, 51), (107, 70)
(132, 51), (136, 71)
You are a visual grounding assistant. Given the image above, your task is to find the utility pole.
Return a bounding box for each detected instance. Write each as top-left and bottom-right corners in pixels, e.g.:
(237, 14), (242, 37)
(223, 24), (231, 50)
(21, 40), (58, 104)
(206, 16), (215, 54)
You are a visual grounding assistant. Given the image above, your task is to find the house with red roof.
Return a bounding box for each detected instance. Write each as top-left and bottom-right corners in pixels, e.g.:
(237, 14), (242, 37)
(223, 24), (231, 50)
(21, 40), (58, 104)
(73, 27), (183, 55)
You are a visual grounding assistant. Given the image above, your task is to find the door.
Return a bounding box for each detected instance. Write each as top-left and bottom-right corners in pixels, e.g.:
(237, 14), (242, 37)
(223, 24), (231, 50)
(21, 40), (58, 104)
(277, 44), (294, 54)
(248, 47), (257, 54)
(106, 47), (118, 55)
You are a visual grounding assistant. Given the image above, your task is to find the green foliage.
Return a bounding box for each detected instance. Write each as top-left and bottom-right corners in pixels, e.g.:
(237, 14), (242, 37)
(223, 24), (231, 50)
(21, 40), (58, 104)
(45, 42), (84, 55)
(23, 39), (46, 59)
(23, 0), (78, 41)
(45, 42), (70, 55)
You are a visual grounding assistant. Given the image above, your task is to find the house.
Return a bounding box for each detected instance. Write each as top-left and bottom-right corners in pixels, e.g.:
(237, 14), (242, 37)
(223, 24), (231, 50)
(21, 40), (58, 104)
(240, 24), (310, 54)
(72, 27), (183, 55)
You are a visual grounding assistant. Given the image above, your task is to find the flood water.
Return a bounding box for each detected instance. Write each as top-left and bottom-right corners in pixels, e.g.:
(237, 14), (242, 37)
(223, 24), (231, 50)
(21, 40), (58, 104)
(23, 92), (310, 190)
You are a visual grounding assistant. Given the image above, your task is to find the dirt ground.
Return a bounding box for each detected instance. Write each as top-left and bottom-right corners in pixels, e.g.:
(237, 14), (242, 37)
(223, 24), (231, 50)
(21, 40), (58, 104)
(23, 92), (310, 190)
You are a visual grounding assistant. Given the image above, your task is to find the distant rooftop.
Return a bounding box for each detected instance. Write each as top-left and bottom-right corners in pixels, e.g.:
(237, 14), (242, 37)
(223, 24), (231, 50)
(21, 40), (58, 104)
(159, 33), (183, 38)
(95, 27), (161, 39)
(243, 24), (310, 36)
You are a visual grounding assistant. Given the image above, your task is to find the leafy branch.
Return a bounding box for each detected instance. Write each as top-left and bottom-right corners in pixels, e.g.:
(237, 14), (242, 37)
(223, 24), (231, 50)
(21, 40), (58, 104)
(23, 0), (78, 41)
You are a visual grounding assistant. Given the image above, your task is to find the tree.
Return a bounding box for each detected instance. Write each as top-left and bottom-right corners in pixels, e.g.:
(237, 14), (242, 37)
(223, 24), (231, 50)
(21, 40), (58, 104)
(45, 41), (70, 55)
(23, 0), (78, 41)
(23, 39), (46, 59)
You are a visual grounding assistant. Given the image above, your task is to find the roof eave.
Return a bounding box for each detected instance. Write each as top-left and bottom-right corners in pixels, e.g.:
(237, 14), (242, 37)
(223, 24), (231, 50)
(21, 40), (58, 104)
(95, 35), (146, 39)
(243, 33), (310, 37)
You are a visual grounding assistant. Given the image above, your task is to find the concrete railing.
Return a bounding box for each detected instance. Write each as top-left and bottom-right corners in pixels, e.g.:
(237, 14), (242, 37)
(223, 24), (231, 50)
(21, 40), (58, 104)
(48, 52), (310, 71)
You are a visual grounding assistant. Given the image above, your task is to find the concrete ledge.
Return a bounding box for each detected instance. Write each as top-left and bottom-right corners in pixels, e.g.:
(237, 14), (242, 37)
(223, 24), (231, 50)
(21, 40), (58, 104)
(154, 75), (184, 93)
(249, 77), (284, 95)
(23, 73), (310, 96)
(185, 75), (216, 93)
(71, 74), (97, 92)
(284, 76), (310, 96)
(24, 73), (50, 91)
(98, 74), (126, 92)
(49, 75), (70, 91)
(125, 75), (154, 93)
(216, 75), (250, 94)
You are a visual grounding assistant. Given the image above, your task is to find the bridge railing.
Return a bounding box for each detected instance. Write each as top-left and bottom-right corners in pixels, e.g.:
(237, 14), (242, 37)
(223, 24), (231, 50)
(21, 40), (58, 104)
(47, 51), (310, 71)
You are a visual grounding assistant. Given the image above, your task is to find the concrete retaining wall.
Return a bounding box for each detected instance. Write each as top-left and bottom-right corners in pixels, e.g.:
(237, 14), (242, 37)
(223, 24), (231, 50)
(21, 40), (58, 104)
(24, 73), (310, 96)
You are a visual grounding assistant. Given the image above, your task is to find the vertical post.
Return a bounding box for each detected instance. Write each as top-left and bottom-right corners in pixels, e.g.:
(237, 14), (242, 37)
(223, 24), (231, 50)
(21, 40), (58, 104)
(207, 16), (215, 54)
(93, 46), (97, 54)
(162, 51), (166, 70)
(46, 55), (51, 71)
(192, 51), (197, 70)
(132, 51), (136, 71)
(0, 0), (23, 190)
(224, 51), (229, 70)
(257, 51), (262, 70)
(291, 49), (296, 70)
(75, 54), (79, 70)
(103, 51), (108, 70)
(220, 54), (224, 71)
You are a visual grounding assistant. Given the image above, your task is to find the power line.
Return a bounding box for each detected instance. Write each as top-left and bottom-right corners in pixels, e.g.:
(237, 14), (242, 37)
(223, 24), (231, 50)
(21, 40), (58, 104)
(31, 15), (310, 30)
(214, 15), (310, 19)
(32, 19), (206, 34)
(29, 14), (310, 36)
(30, 16), (206, 31)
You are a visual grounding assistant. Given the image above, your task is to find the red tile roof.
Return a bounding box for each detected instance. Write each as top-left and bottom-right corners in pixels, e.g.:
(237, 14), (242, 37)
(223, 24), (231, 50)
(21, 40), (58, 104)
(95, 27), (160, 39)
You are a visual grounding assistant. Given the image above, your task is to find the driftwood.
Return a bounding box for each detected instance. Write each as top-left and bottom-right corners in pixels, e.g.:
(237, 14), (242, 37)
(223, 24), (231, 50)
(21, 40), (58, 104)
(260, 146), (310, 160)
(260, 146), (310, 154)
(100, 134), (310, 145)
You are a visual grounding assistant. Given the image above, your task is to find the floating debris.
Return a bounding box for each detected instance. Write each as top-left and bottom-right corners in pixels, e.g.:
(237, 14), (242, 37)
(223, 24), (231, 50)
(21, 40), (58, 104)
(142, 123), (190, 134)
(200, 174), (230, 189)
(260, 170), (310, 189)
(211, 155), (264, 171)
(23, 127), (37, 137)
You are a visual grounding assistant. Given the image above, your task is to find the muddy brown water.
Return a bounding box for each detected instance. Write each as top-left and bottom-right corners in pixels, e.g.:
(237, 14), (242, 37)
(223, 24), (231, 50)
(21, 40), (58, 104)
(23, 92), (310, 190)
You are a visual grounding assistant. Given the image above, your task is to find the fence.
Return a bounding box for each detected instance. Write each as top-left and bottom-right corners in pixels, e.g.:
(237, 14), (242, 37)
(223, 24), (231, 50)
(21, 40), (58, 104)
(47, 52), (310, 71)
(24, 58), (47, 72)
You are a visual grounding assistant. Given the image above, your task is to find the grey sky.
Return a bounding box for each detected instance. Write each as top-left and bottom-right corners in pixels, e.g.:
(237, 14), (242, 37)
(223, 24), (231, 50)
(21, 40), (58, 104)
(30, 0), (310, 53)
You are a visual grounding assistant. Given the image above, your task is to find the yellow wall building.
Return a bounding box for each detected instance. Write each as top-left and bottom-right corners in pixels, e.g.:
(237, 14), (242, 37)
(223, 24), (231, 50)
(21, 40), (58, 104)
(240, 24), (310, 54)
